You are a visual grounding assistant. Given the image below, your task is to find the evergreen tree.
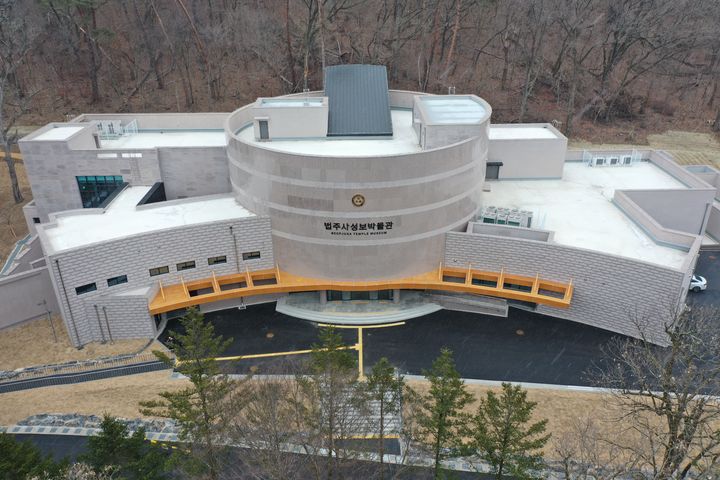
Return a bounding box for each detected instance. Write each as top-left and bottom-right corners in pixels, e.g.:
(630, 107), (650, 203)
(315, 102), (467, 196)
(0, 432), (65, 479)
(416, 348), (473, 479)
(466, 382), (550, 479)
(81, 415), (167, 479)
(141, 307), (234, 480)
(299, 327), (361, 480)
(364, 357), (404, 480)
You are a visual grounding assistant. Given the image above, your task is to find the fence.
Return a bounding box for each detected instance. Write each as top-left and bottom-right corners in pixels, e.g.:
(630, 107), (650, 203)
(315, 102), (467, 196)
(0, 352), (169, 394)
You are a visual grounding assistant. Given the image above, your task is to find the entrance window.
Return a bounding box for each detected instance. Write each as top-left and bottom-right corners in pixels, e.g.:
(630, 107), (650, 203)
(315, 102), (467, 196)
(77, 175), (124, 208)
(326, 290), (394, 302)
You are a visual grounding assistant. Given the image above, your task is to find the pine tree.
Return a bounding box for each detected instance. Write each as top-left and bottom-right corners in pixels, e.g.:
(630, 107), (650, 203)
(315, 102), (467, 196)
(0, 432), (65, 479)
(81, 415), (167, 479)
(416, 348), (474, 479)
(140, 307), (234, 480)
(466, 382), (550, 479)
(299, 327), (360, 480)
(365, 357), (404, 480)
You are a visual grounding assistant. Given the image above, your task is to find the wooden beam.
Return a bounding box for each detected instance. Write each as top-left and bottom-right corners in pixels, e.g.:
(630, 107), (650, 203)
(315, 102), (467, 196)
(531, 273), (540, 295)
(211, 271), (220, 293)
(148, 267), (574, 315)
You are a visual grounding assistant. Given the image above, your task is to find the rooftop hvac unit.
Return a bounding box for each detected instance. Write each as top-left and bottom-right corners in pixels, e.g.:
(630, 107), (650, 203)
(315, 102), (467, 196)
(591, 156), (606, 167)
(622, 155), (633, 166)
(482, 212), (497, 224)
(496, 213), (508, 225)
(507, 214), (522, 227)
(609, 156), (620, 166)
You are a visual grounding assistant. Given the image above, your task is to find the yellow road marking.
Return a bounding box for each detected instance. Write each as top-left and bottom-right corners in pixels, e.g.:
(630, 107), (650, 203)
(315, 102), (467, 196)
(317, 322), (406, 380)
(211, 344), (359, 363)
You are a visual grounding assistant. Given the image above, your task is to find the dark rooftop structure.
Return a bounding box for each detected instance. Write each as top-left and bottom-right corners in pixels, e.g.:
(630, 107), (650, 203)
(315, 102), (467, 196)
(324, 64), (393, 137)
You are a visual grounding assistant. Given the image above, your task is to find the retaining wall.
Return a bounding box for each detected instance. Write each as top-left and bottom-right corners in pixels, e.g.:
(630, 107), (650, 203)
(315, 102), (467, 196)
(0, 267), (59, 330)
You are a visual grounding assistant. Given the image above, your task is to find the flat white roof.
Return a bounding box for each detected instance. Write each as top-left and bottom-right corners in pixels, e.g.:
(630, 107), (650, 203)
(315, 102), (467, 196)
(484, 162), (689, 268)
(100, 130), (226, 149)
(419, 96), (487, 124)
(33, 126), (85, 141)
(489, 127), (557, 140)
(43, 187), (254, 253)
(238, 109), (420, 156)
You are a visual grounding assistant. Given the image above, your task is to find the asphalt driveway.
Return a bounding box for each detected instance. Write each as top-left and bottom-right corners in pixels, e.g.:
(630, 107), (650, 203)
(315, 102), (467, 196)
(163, 303), (619, 386)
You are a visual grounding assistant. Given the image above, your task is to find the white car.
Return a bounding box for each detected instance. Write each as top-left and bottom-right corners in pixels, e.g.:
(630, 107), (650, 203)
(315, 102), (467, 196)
(689, 275), (707, 292)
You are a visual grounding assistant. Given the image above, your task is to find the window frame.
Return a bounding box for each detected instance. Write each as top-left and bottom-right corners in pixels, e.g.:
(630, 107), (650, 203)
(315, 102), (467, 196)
(75, 282), (98, 295)
(76, 175), (124, 208)
(149, 266), (170, 277)
(107, 275), (128, 287)
(242, 251), (261, 261)
(208, 256), (227, 266)
(176, 261), (196, 271)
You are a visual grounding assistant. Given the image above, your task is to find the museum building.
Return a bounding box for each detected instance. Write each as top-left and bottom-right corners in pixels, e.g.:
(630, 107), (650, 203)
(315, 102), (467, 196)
(2, 64), (718, 347)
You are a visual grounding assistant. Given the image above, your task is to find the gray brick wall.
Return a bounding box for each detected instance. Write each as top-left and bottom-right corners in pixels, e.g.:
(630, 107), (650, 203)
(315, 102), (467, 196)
(80, 293), (156, 343)
(47, 216), (273, 346)
(19, 142), (162, 220)
(159, 147), (231, 199)
(444, 232), (688, 345)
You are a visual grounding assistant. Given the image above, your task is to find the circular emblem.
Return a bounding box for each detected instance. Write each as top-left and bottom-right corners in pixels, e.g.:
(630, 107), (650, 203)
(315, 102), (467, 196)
(352, 194), (365, 207)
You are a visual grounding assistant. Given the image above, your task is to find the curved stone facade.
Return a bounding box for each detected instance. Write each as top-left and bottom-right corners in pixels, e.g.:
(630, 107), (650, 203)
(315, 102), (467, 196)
(226, 91), (491, 280)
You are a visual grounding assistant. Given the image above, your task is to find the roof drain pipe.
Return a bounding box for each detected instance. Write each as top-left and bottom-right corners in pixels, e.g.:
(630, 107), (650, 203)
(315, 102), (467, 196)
(93, 304), (106, 344)
(55, 259), (82, 349)
(102, 306), (113, 344)
(230, 225), (241, 273)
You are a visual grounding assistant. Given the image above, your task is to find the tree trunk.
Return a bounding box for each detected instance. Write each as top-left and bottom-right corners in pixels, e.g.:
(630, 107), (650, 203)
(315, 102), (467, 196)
(285, 0), (297, 90)
(714, 109), (720, 132)
(390, 0), (401, 82)
(444, 0), (462, 73)
(4, 148), (23, 204)
(86, 7), (102, 104)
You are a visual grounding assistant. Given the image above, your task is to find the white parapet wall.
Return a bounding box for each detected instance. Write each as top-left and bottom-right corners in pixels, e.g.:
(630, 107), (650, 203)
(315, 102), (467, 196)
(488, 123), (567, 179)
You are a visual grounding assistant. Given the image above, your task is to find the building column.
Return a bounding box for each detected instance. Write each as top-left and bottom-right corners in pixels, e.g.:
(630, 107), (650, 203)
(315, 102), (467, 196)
(319, 290), (327, 305)
(393, 289), (401, 304)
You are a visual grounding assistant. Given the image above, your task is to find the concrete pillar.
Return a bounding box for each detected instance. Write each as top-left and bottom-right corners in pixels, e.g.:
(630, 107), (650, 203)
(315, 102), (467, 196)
(342, 291), (351, 301)
(393, 289), (401, 304)
(319, 290), (327, 305)
(369, 290), (379, 301)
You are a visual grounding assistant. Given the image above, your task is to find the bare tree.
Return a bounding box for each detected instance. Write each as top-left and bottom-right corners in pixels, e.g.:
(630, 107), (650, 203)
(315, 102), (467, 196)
(229, 362), (311, 480)
(295, 328), (372, 480)
(552, 414), (641, 479)
(516, 0), (551, 122)
(592, 304), (720, 479)
(0, 0), (39, 204)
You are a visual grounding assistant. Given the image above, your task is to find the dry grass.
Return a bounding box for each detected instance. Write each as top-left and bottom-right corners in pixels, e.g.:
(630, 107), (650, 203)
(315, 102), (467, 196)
(0, 370), (189, 425)
(0, 373), (615, 444)
(407, 380), (615, 459)
(569, 130), (720, 168)
(0, 316), (167, 371)
(0, 158), (31, 263)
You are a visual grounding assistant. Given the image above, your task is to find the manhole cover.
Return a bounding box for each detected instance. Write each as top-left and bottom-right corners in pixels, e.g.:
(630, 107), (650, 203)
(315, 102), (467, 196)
(515, 329), (525, 336)
(266, 332), (274, 339)
(710, 255), (717, 260)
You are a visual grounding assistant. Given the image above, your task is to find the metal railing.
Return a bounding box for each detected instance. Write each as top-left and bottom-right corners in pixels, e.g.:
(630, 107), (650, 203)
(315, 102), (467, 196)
(0, 352), (170, 394)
